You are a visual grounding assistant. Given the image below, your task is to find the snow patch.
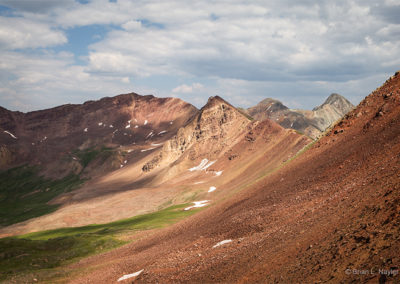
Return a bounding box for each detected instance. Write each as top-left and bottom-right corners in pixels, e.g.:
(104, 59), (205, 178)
(40, 136), (47, 143)
(202, 160), (216, 170)
(189, 159), (208, 171)
(212, 239), (232, 248)
(124, 160), (127, 164)
(215, 171), (223, 176)
(120, 165), (124, 168)
(127, 149), (133, 153)
(158, 130), (167, 135)
(141, 148), (155, 152)
(125, 124), (130, 129)
(194, 181), (205, 184)
(146, 131), (154, 139)
(144, 120), (148, 125)
(84, 128), (88, 132)
(184, 200), (210, 211)
(208, 186), (216, 193)
(98, 122), (103, 126)
(189, 159), (216, 172)
(109, 125), (114, 128)
(290, 122), (294, 128)
(4, 131), (17, 139)
(117, 269), (144, 282)
(151, 143), (163, 146)
(169, 121), (173, 124)
(135, 125), (139, 128)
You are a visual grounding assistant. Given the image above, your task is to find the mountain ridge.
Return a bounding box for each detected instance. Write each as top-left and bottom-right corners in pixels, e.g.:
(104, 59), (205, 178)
(0, 92), (198, 178)
(0, 90), (311, 236)
(246, 93), (354, 139)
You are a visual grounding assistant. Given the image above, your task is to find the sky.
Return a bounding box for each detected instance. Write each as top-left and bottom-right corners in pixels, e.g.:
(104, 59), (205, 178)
(0, 0), (399, 112)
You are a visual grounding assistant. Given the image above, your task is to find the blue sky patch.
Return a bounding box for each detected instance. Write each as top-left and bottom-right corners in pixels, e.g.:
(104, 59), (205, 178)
(0, 5), (15, 16)
(53, 25), (112, 64)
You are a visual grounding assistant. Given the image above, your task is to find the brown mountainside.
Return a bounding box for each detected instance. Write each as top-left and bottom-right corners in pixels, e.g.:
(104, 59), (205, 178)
(68, 71), (399, 283)
(0, 94), (310, 236)
(0, 93), (197, 177)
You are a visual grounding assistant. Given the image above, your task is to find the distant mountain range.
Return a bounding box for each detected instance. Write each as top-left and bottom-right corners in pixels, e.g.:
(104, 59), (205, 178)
(0, 92), (353, 178)
(245, 93), (354, 139)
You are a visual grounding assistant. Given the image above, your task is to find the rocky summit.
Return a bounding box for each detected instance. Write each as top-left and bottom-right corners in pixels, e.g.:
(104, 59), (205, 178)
(246, 93), (354, 139)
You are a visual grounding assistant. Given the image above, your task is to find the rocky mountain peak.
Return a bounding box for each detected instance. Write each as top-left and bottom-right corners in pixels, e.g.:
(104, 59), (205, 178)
(245, 98), (288, 122)
(142, 95), (251, 172)
(245, 93), (355, 139)
(202, 95), (234, 110)
(258, 98), (286, 107)
(314, 93), (354, 111)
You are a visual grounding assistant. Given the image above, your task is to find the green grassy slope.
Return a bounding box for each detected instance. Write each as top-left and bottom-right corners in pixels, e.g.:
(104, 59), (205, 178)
(0, 204), (200, 282)
(0, 166), (84, 227)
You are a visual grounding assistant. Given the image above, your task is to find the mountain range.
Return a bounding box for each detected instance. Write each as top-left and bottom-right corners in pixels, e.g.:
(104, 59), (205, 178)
(0, 72), (399, 283)
(245, 93), (354, 139)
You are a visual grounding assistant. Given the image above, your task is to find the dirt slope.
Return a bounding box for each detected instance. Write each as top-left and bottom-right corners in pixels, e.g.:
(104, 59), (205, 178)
(70, 72), (399, 283)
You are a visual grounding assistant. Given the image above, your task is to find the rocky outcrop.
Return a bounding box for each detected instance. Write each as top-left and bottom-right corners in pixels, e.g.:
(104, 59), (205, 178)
(142, 96), (251, 172)
(246, 93), (354, 139)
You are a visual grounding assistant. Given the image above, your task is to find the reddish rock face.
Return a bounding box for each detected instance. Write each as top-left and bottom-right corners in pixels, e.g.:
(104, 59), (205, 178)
(0, 92), (197, 177)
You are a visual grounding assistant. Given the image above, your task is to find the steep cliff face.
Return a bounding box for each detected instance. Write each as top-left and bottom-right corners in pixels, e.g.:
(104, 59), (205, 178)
(142, 96), (251, 172)
(0, 93), (197, 177)
(246, 93), (354, 139)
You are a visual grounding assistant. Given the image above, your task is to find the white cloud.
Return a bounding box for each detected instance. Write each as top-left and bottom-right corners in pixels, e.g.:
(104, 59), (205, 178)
(55, 0), (132, 28)
(172, 83), (203, 93)
(81, 0), (399, 83)
(0, 51), (136, 111)
(0, 0), (75, 13)
(0, 17), (66, 49)
(122, 20), (142, 31)
(0, 0), (398, 111)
